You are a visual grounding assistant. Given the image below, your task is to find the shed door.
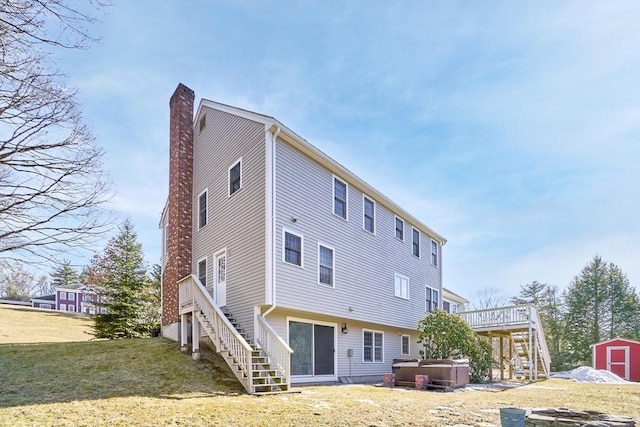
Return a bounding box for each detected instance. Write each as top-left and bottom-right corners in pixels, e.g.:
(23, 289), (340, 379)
(606, 346), (629, 380)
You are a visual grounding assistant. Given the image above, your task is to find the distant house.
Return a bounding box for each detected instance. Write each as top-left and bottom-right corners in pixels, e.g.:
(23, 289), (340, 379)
(55, 284), (104, 314)
(592, 338), (640, 382)
(442, 287), (469, 314)
(31, 294), (56, 310)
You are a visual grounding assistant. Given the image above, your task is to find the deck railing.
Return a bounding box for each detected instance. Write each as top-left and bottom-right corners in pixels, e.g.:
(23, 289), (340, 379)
(459, 304), (534, 330)
(178, 274), (254, 391)
(256, 314), (293, 386)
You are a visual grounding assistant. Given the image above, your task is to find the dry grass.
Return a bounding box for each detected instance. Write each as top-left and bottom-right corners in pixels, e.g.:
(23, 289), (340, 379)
(1, 305), (639, 426)
(0, 305), (93, 343)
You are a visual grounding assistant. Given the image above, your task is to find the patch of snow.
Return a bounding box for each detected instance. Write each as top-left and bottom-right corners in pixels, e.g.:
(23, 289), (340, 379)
(551, 366), (629, 383)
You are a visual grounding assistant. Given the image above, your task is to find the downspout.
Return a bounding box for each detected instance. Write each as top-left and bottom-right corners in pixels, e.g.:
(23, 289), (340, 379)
(263, 125), (281, 318)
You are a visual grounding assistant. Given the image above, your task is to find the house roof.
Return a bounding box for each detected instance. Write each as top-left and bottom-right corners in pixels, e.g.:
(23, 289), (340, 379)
(442, 287), (470, 304)
(590, 337), (640, 347)
(31, 294), (56, 301)
(191, 98), (447, 244)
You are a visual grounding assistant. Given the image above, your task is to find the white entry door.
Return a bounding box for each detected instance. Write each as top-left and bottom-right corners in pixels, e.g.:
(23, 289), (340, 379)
(214, 249), (227, 307)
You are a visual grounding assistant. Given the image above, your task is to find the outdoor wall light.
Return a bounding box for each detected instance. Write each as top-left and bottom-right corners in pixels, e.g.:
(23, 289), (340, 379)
(341, 322), (348, 334)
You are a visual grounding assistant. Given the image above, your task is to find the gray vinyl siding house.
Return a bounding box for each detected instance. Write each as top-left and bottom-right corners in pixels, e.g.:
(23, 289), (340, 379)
(161, 90), (446, 384)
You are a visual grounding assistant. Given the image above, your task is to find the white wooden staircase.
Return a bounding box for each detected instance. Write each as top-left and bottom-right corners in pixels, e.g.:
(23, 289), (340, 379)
(459, 305), (551, 381)
(178, 274), (293, 394)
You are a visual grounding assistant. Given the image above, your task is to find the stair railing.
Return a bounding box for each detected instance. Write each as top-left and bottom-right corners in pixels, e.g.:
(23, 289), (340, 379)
(528, 305), (551, 376)
(178, 274), (254, 392)
(256, 314), (293, 386)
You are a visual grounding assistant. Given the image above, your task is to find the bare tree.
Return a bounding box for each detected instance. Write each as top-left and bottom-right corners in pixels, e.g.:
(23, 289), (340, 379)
(0, 0), (112, 264)
(0, 262), (35, 298)
(471, 286), (509, 310)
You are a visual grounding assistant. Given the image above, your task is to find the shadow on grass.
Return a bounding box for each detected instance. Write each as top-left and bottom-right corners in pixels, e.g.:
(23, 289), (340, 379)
(0, 337), (245, 408)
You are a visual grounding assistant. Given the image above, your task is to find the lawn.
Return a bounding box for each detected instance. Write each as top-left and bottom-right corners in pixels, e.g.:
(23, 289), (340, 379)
(1, 305), (639, 426)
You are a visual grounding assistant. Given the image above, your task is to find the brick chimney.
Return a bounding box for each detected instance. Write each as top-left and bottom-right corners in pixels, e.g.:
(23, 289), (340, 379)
(162, 83), (195, 333)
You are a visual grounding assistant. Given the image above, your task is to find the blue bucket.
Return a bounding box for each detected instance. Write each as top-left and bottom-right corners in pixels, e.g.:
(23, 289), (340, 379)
(500, 407), (526, 427)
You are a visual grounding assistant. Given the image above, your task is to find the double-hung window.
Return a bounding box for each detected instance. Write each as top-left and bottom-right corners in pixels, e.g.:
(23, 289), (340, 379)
(401, 335), (410, 355)
(197, 258), (207, 287)
(363, 330), (383, 362)
(318, 245), (334, 287)
(426, 287), (439, 313)
(394, 273), (409, 300)
(198, 190), (207, 229)
(363, 196), (375, 233)
(68, 293), (75, 302)
(284, 231), (303, 266)
(333, 177), (347, 219)
(412, 228), (420, 257)
(229, 159), (242, 196)
(395, 217), (404, 241)
(60, 292), (67, 300)
(431, 240), (438, 267)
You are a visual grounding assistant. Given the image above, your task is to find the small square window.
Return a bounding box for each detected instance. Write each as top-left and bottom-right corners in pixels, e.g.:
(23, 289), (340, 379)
(401, 335), (410, 355)
(395, 217), (404, 241)
(284, 231), (302, 266)
(60, 292), (67, 300)
(229, 159), (242, 196)
(333, 177), (347, 219)
(363, 196), (375, 233)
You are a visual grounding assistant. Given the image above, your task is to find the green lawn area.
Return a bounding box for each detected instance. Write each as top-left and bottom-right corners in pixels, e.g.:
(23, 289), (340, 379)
(1, 305), (639, 426)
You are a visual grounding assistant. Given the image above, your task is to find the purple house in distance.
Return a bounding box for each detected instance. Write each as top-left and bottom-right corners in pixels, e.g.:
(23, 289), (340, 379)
(31, 284), (104, 314)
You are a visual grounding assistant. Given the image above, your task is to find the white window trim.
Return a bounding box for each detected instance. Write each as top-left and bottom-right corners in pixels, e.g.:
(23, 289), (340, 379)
(362, 329), (384, 363)
(412, 227), (420, 258)
(362, 194), (375, 235)
(332, 175), (349, 221)
(317, 242), (335, 288)
(68, 305), (76, 312)
(60, 291), (67, 300)
(228, 157), (242, 197)
(425, 286), (439, 313)
(394, 216), (405, 242)
(286, 316), (338, 382)
(401, 334), (410, 356)
(68, 292), (76, 301)
(282, 228), (304, 268)
(394, 273), (410, 300)
(60, 303), (67, 311)
(197, 188), (208, 230)
(431, 239), (438, 268)
(197, 256), (207, 287)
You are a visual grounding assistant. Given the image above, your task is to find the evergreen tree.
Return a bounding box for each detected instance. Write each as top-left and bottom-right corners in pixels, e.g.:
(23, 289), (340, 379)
(50, 260), (79, 289)
(512, 281), (568, 370)
(92, 219), (152, 339)
(563, 256), (640, 366)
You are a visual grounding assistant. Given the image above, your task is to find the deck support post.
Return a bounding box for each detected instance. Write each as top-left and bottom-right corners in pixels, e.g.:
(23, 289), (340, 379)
(509, 338), (513, 379)
(180, 313), (188, 352)
(192, 312), (200, 360)
(500, 336), (505, 381)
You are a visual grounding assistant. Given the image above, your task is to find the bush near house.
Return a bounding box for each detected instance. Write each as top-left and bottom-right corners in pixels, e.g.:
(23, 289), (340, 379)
(418, 309), (492, 383)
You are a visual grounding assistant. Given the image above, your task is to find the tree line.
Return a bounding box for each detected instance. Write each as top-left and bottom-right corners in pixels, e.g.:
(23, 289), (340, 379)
(509, 255), (640, 370)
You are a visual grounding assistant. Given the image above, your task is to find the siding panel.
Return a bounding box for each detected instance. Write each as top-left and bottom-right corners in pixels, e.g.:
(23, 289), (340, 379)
(274, 139), (441, 330)
(192, 107), (266, 338)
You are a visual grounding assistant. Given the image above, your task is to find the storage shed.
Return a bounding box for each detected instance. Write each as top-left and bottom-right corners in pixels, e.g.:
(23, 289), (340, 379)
(591, 338), (640, 382)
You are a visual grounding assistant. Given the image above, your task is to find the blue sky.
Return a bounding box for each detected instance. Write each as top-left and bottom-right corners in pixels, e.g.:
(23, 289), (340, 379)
(56, 0), (639, 302)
